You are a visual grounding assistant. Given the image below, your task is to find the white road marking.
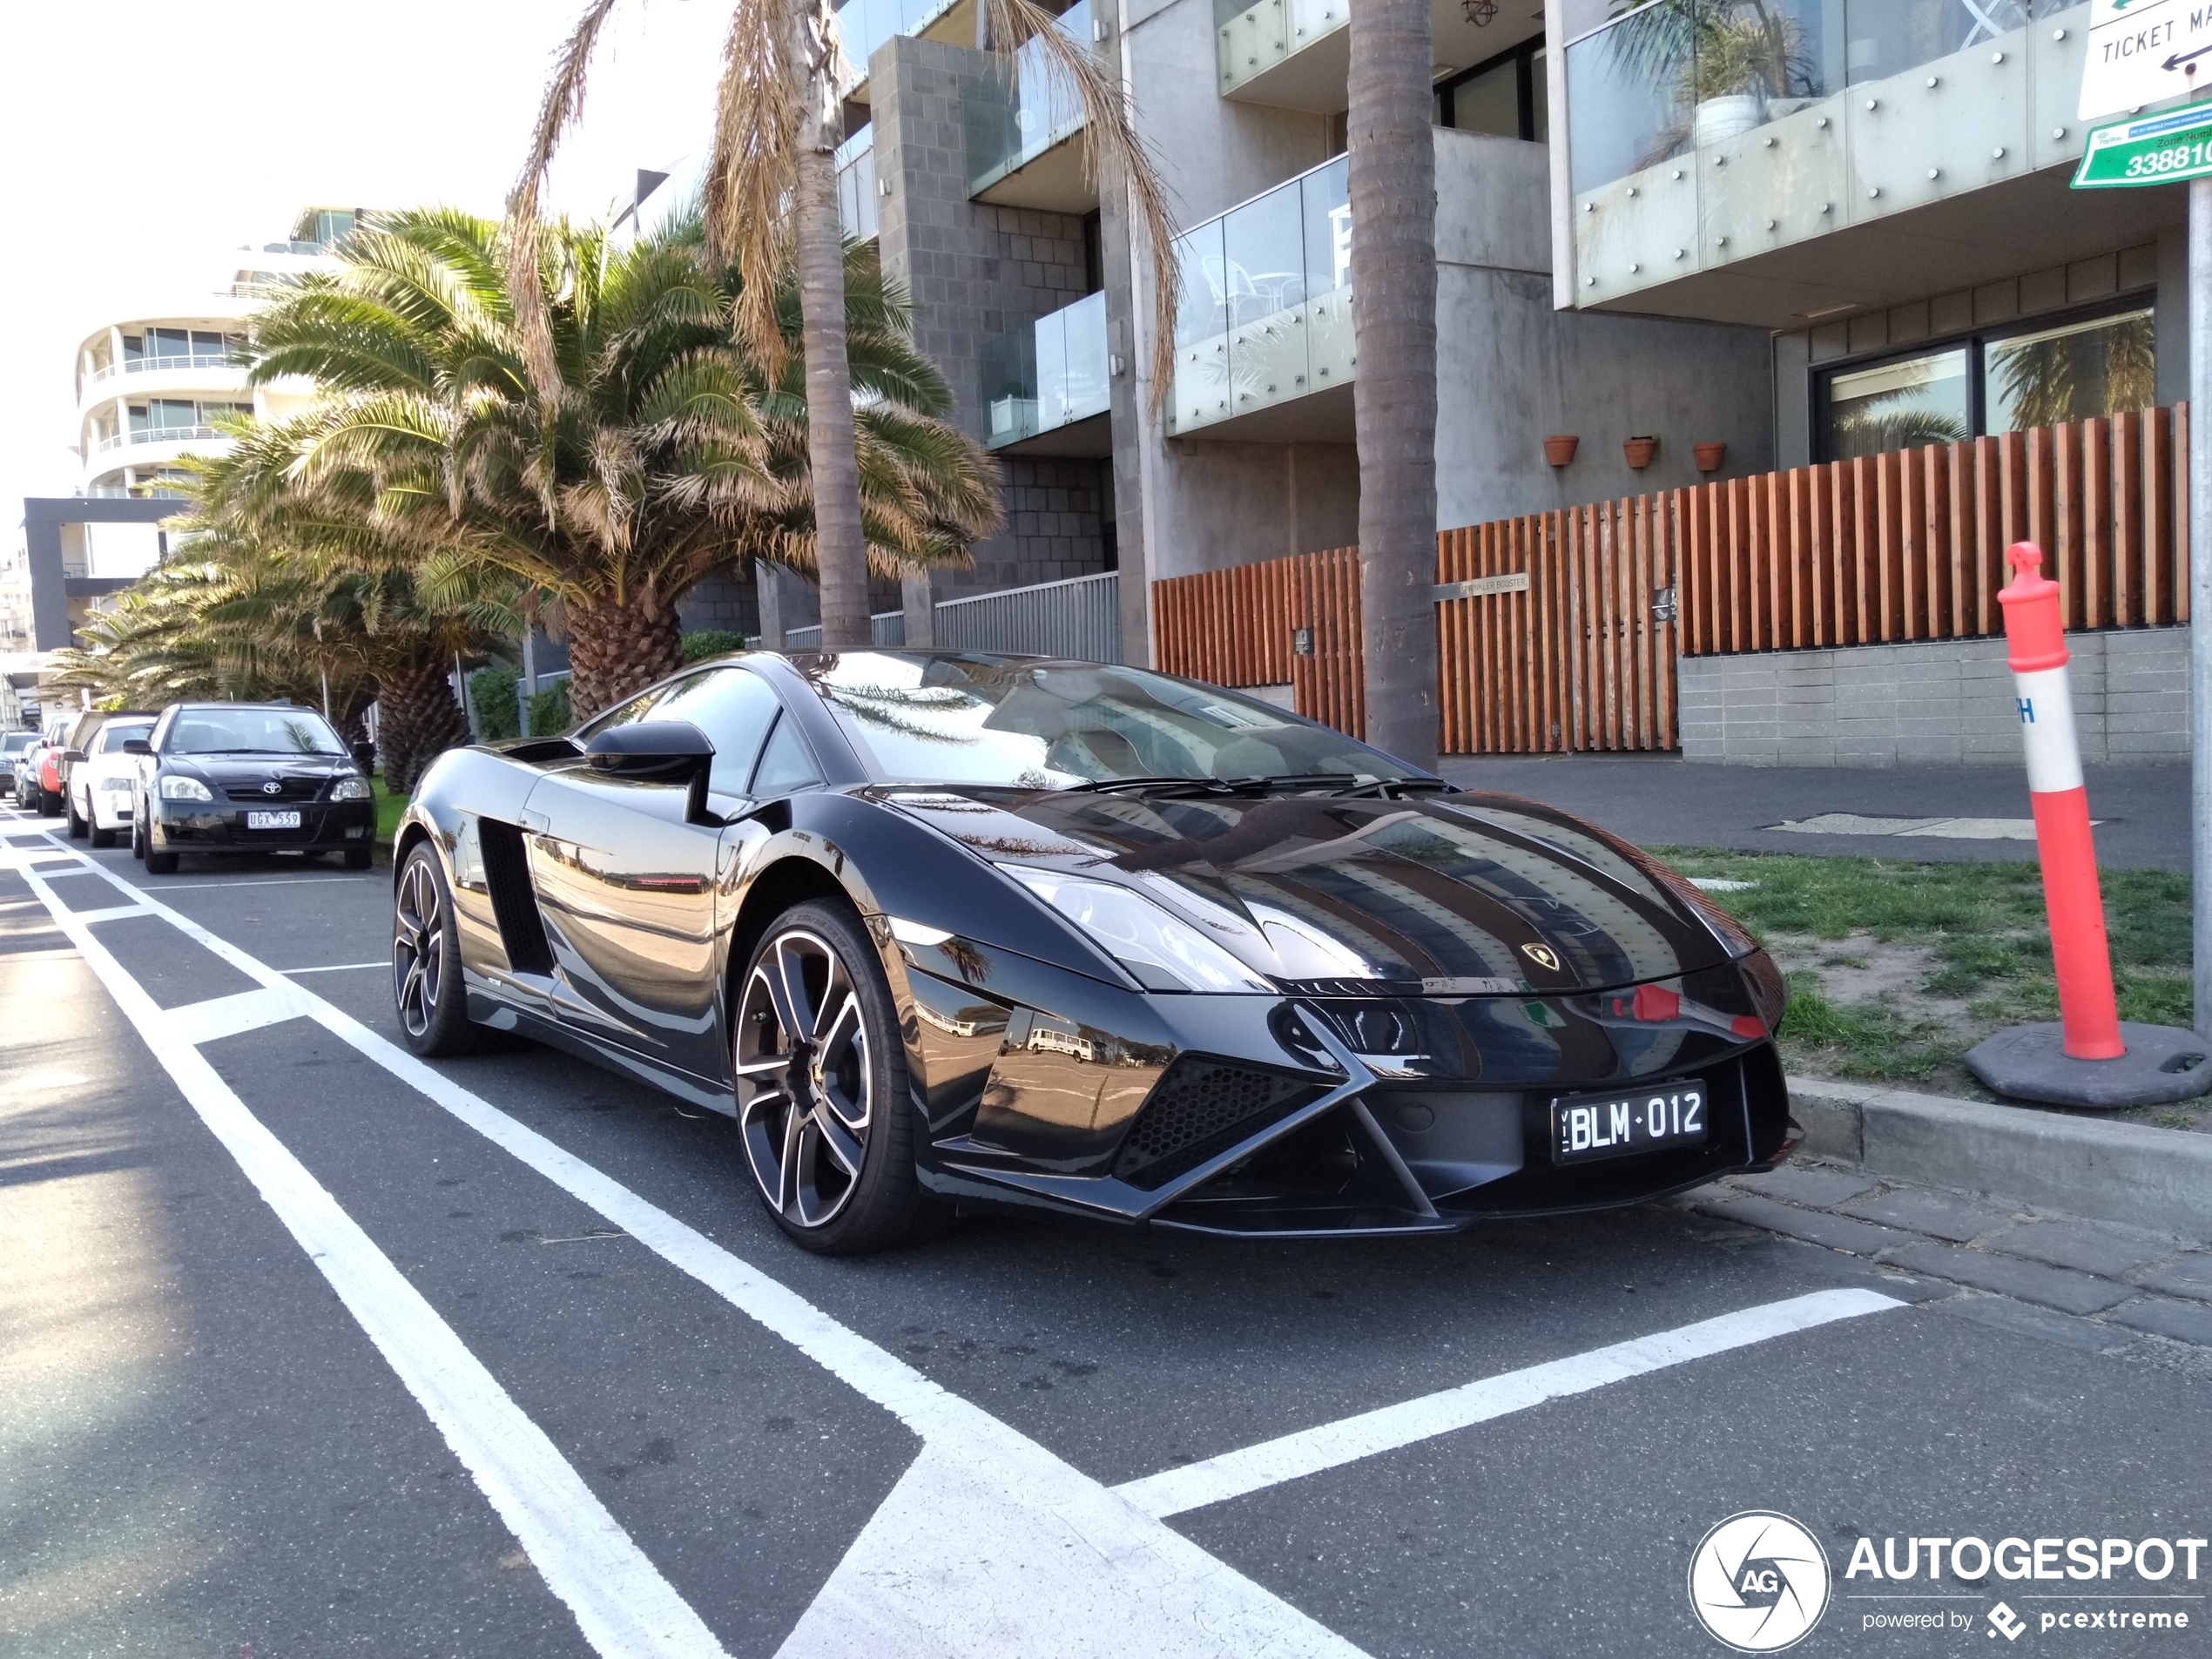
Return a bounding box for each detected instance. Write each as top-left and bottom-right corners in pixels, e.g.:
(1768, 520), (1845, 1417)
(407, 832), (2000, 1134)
(18, 836), (1915, 1657)
(165, 986), (311, 1045)
(281, 960), (389, 974)
(1111, 1288), (1901, 1520)
(146, 873), (374, 891)
(3, 843), (734, 1659)
(74, 904), (153, 924)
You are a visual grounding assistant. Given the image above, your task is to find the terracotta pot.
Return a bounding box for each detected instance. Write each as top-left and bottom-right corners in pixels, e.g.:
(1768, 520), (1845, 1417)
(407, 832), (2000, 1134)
(1623, 435), (1659, 470)
(1542, 434), (1580, 468)
(1693, 441), (1727, 473)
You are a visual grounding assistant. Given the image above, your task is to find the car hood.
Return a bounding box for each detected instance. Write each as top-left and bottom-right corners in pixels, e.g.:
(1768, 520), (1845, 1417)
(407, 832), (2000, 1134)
(167, 753), (356, 785)
(873, 786), (1741, 994)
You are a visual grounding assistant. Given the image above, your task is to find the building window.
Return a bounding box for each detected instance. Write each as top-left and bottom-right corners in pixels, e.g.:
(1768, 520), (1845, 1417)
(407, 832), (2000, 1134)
(1436, 37), (1547, 143)
(1816, 300), (2155, 462)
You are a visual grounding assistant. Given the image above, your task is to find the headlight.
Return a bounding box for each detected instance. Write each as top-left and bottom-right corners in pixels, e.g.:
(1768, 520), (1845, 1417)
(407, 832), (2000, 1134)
(329, 775), (373, 801)
(158, 775), (213, 801)
(996, 865), (1271, 993)
(98, 776), (133, 792)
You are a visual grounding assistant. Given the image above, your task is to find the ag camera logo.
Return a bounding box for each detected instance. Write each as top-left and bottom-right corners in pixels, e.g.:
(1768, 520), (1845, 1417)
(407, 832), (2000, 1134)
(1689, 1511), (1832, 1652)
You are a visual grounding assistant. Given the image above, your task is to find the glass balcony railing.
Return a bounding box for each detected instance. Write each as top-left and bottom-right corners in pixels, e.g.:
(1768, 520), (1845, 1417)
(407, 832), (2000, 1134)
(91, 352), (245, 385)
(833, 0), (961, 90)
(1213, 0), (1347, 99)
(837, 129), (879, 241)
(966, 0), (1090, 195)
(980, 289), (1109, 447)
(1167, 152), (1351, 435)
(1565, 0), (2080, 304)
(95, 426), (226, 454)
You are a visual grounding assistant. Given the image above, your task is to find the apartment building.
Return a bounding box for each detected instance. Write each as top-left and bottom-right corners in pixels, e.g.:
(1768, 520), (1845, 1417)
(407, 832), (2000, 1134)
(72, 207), (354, 498)
(807, 0), (1776, 659)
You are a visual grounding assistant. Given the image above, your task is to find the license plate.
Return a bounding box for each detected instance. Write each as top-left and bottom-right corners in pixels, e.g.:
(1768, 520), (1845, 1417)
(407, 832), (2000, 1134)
(1551, 1081), (1708, 1164)
(246, 809), (302, 830)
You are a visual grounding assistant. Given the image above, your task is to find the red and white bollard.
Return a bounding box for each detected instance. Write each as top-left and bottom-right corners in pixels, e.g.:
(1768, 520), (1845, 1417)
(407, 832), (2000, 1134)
(1997, 542), (2125, 1062)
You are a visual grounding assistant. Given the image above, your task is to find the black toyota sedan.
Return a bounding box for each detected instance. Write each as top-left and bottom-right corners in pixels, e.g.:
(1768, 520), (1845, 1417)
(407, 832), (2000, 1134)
(133, 702), (377, 873)
(393, 651), (1796, 1255)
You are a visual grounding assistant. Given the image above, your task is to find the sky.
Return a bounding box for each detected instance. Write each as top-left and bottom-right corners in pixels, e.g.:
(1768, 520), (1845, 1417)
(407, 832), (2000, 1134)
(0, 0), (732, 526)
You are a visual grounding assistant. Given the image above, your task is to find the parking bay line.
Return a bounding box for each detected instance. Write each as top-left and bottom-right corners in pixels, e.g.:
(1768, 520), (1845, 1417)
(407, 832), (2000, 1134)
(1110, 1288), (1902, 1520)
(31, 833), (1913, 1656)
(3, 843), (736, 1659)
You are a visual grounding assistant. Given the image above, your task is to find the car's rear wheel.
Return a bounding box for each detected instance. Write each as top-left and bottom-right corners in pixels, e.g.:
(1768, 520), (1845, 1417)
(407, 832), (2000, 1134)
(733, 901), (938, 1254)
(393, 842), (485, 1056)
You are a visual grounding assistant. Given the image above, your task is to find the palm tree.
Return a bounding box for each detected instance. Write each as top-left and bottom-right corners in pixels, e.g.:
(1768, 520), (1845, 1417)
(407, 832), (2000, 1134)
(239, 208), (996, 717)
(1349, 0), (1440, 769)
(510, 0), (1180, 651)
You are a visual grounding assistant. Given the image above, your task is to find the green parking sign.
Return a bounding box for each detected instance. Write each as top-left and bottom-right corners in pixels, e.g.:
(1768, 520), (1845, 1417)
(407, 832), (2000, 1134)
(2074, 103), (2212, 186)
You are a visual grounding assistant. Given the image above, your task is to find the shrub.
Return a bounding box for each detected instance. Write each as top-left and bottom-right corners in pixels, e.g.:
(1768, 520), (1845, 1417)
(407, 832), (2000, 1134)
(468, 665), (520, 740)
(528, 680), (572, 734)
(682, 629), (749, 664)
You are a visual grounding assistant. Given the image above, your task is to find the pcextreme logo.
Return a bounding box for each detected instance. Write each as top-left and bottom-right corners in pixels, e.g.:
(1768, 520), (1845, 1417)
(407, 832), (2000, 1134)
(1688, 1512), (1832, 1652)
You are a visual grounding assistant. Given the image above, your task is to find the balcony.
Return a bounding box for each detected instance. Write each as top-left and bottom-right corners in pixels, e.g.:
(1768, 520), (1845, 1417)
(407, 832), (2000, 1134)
(1214, 0), (1347, 108)
(837, 129), (879, 241)
(980, 290), (1109, 452)
(965, 0), (1093, 209)
(1167, 152), (1352, 438)
(90, 352), (245, 386)
(94, 426), (226, 454)
(834, 0), (963, 90)
(1562, 0), (2183, 326)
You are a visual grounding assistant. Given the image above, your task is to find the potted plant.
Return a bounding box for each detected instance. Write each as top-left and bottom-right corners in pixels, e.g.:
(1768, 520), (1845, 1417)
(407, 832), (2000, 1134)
(1693, 441), (1726, 472)
(1624, 435), (1659, 469)
(1543, 435), (1580, 467)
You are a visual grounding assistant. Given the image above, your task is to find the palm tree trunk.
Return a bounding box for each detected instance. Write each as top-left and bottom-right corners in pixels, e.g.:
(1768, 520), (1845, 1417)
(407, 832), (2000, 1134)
(565, 596), (685, 720)
(376, 657), (472, 794)
(793, 0), (869, 651)
(1348, 0), (1439, 771)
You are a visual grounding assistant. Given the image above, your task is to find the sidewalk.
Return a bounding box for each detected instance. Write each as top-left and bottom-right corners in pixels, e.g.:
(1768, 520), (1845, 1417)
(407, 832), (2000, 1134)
(1437, 754), (2187, 871)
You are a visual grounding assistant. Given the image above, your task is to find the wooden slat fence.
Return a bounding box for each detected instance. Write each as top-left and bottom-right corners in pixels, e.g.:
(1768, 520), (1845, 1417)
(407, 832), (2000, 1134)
(1152, 405), (2190, 754)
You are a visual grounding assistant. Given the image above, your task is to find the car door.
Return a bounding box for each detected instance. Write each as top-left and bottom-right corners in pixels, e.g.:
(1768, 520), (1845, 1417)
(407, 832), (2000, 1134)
(520, 667), (786, 1078)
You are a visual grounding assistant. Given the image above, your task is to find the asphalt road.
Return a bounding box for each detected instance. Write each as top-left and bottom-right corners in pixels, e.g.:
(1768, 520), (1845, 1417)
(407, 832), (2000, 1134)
(4, 807), (2209, 1658)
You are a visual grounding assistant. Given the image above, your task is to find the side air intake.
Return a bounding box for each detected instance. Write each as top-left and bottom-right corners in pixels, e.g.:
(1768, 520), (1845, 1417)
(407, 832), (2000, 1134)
(477, 818), (553, 975)
(1113, 1059), (1318, 1189)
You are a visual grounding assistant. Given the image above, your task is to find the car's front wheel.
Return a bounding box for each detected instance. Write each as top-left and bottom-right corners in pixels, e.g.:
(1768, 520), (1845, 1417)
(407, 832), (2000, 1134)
(393, 842), (485, 1056)
(65, 790), (87, 840)
(733, 901), (938, 1254)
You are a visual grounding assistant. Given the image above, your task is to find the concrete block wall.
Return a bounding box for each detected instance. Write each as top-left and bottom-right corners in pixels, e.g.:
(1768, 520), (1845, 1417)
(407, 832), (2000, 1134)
(1677, 628), (2189, 766)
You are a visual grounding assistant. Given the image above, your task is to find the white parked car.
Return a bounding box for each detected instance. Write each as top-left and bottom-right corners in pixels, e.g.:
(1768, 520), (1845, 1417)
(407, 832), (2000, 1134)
(68, 716), (157, 848)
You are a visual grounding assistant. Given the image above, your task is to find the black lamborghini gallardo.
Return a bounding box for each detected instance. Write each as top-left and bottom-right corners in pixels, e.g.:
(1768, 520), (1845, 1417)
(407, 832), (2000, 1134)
(392, 651), (1795, 1253)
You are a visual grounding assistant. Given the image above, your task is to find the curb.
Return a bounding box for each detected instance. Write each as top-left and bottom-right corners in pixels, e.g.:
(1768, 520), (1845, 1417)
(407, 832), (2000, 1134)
(1788, 1074), (2212, 1240)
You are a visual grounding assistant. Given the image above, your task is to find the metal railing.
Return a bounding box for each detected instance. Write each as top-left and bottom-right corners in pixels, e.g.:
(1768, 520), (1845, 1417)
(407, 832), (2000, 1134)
(89, 353), (244, 385)
(782, 610), (907, 651)
(93, 425), (226, 454)
(934, 569), (1119, 659)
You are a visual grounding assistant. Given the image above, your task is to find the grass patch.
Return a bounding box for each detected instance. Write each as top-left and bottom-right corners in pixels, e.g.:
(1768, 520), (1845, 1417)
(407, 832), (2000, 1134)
(1651, 847), (2195, 1112)
(374, 777), (408, 846)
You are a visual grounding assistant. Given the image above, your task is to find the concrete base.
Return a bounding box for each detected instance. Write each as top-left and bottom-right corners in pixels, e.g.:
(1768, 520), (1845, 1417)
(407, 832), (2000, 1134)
(1788, 1073), (2212, 1238)
(1963, 1022), (2212, 1109)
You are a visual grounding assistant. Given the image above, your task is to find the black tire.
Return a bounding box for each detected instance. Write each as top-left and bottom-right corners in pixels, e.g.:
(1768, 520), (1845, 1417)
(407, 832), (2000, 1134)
(91, 824), (115, 850)
(131, 813), (146, 861)
(393, 842), (487, 1056)
(343, 847), (373, 871)
(732, 899), (941, 1254)
(37, 787), (59, 817)
(65, 791), (87, 839)
(145, 847), (179, 874)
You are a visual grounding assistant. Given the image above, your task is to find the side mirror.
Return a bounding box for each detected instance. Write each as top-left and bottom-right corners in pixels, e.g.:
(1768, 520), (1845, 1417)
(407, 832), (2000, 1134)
(63, 750), (85, 764)
(585, 719), (717, 822)
(351, 741), (376, 776)
(122, 738), (153, 756)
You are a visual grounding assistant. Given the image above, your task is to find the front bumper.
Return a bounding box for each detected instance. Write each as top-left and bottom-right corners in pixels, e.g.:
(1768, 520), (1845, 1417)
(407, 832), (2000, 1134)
(897, 938), (1795, 1238)
(149, 796), (375, 852)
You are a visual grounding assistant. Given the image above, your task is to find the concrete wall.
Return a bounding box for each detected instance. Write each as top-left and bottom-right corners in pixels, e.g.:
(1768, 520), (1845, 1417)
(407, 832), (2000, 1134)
(1678, 628), (2189, 768)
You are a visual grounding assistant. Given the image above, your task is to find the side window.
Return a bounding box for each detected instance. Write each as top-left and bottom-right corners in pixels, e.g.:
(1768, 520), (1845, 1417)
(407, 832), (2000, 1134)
(648, 668), (785, 797)
(575, 680), (673, 743)
(749, 713), (822, 796)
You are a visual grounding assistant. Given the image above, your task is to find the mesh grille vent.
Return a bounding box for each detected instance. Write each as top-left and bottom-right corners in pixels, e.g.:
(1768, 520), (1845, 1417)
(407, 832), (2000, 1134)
(1114, 1059), (1314, 1188)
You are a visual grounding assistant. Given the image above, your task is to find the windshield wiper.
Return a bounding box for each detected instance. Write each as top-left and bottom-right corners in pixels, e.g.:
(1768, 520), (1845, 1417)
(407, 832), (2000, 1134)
(1060, 774), (1235, 795)
(1330, 776), (1457, 799)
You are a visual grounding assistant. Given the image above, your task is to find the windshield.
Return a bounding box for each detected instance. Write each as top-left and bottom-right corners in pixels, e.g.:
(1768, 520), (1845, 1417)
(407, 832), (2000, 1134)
(94, 721), (155, 754)
(798, 652), (1421, 789)
(167, 708), (347, 757)
(1, 733), (33, 754)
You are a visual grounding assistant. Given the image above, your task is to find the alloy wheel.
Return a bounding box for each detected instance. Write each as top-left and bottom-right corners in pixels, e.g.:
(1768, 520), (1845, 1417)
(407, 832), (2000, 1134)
(393, 854), (445, 1039)
(735, 927), (873, 1230)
